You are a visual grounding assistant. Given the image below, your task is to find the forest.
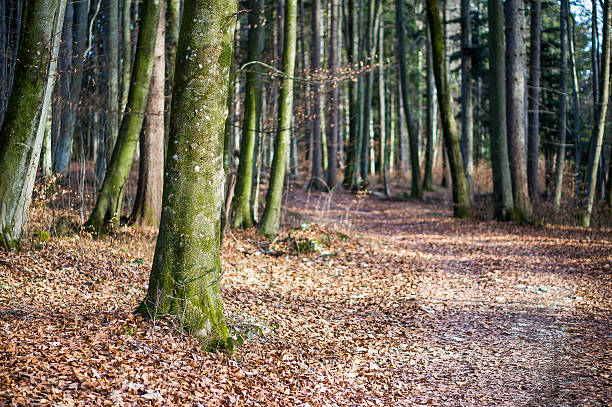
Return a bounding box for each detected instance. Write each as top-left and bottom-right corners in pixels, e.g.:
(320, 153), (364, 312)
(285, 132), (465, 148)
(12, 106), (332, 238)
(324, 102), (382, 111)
(0, 0), (611, 404)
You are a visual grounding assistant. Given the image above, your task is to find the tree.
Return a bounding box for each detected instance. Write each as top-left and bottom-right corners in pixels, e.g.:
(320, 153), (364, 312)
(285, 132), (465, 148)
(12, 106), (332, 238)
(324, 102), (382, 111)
(326, 0), (340, 190)
(581, 0), (611, 227)
(460, 0), (473, 194)
(130, 0), (165, 226)
(423, 28), (435, 191)
(425, 0), (471, 218)
(85, 0), (161, 231)
(138, 0), (237, 349)
(505, 0), (533, 220)
(232, 0), (264, 228)
(343, 0), (361, 188)
(488, 0), (515, 219)
(104, 0), (120, 162)
(0, 0), (66, 249)
(309, 0), (325, 190)
(260, 0), (297, 237)
(553, 0), (569, 208)
(396, 0), (423, 199)
(527, 0), (541, 200)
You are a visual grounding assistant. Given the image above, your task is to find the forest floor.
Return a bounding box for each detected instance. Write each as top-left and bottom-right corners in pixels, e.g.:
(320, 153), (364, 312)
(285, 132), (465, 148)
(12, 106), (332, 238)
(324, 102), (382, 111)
(1, 185), (611, 406)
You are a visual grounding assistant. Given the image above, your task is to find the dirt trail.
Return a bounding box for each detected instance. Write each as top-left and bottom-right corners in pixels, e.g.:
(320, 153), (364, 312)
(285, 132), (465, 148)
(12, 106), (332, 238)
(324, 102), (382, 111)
(1, 188), (611, 406)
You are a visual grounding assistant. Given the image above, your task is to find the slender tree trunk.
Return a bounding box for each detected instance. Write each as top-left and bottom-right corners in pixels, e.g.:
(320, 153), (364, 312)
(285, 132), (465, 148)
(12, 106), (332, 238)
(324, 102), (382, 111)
(104, 0), (120, 162)
(309, 0), (325, 190)
(423, 27), (435, 191)
(567, 15), (580, 200)
(326, 0), (340, 189)
(460, 0), (473, 195)
(0, 0), (66, 249)
(165, 0), (180, 135)
(131, 0), (165, 226)
(425, 0), (471, 218)
(260, 0), (296, 237)
(581, 0), (611, 227)
(553, 0), (569, 208)
(527, 0), (541, 201)
(378, 18), (389, 195)
(488, 0), (514, 219)
(85, 0), (161, 231)
(120, 0), (132, 112)
(232, 0), (264, 228)
(343, 0), (360, 188)
(505, 0), (532, 219)
(396, 0), (423, 199)
(138, 0), (237, 349)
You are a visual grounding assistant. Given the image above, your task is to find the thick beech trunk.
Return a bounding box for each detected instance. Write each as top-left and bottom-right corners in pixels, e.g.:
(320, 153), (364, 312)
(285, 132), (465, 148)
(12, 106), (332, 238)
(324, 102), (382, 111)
(0, 0), (66, 249)
(260, 0), (296, 237)
(138, 0), (237, 349)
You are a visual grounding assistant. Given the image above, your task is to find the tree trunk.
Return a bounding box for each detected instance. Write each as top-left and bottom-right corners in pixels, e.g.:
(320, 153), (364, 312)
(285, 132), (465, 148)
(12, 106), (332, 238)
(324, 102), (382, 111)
(553, 0), (569, 208)
(581, 0), (611, 227)
(309, 0), (325, 190)
(423, 27), (435, 191)
(527, 0), (541, 201)
(260, 0), (297, 237)
(326, 0), (340, 189)
(232, 0), (265, 228)
(460, 0), (473, 195)
(425, 0), (471, 218)
(138, 0), (237, 350)
(378, 18), (389, 195)
(104, 0), (120, 163)
(567, 15), (580, 200)
(131, 0), (165, 226)
(505, 0), (532, 219)
(0, 0), (66, 249)
(120, 0), (132, 112)
(165, 0), (181, 135)
(487, 0), (514, 219)
(396, 0), (423, 199)
(343, 0), (360, 188)
(85, 0), (161, 231)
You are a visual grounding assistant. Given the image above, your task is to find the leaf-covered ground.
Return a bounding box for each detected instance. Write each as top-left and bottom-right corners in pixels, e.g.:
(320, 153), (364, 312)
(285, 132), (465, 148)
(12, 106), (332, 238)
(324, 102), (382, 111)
(1, 188), (611, 406)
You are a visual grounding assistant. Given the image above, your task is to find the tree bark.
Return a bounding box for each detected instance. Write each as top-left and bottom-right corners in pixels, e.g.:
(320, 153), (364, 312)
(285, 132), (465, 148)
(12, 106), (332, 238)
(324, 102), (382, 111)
(138, 0), (237, 350)
(0, 0), (66, 249)
(396, 0), (423, 199)
(505, 0), (532, 219)
(425, 0), (471, 218)
(232, 0), (265, 228)
(120, 0), (132, 112)
(260, 0), (297, 237)
(85, 0), (161, 231)
(527, 0), (541, 201)
(326, 0), (340, 189)
(131, 0), (165, 226)
(488, 0), (514, 219)
(460, 0), (473, 195)
(104, 0), (120, 163)
(343, 0), (360, 188)
(423, 27), (435, 191)
(581, 0), (611, 227)
(309, 0), (325, 190)
(553, 0), (569, 208)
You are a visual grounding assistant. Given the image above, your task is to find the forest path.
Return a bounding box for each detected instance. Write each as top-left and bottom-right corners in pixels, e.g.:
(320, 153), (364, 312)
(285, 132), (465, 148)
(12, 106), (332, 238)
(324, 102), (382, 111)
(0, 187), (610, 406)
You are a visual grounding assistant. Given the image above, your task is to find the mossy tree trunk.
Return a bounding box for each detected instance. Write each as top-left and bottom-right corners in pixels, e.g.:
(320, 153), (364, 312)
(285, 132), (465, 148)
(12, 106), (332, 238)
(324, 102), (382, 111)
(396, 0), (423, 199)
(260, 0), (296, 237)
(84, 0), (161, 232)
(131, 0), (165, 226)
(425, 0), (471, 218)
(232, 0), (265, 228)
(138, 0), (237, 350)
(581, 0), (611, 227)
(505, 0), (533, 220)
(0, 0), (66, 249)
(487, 0), (515, 220)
